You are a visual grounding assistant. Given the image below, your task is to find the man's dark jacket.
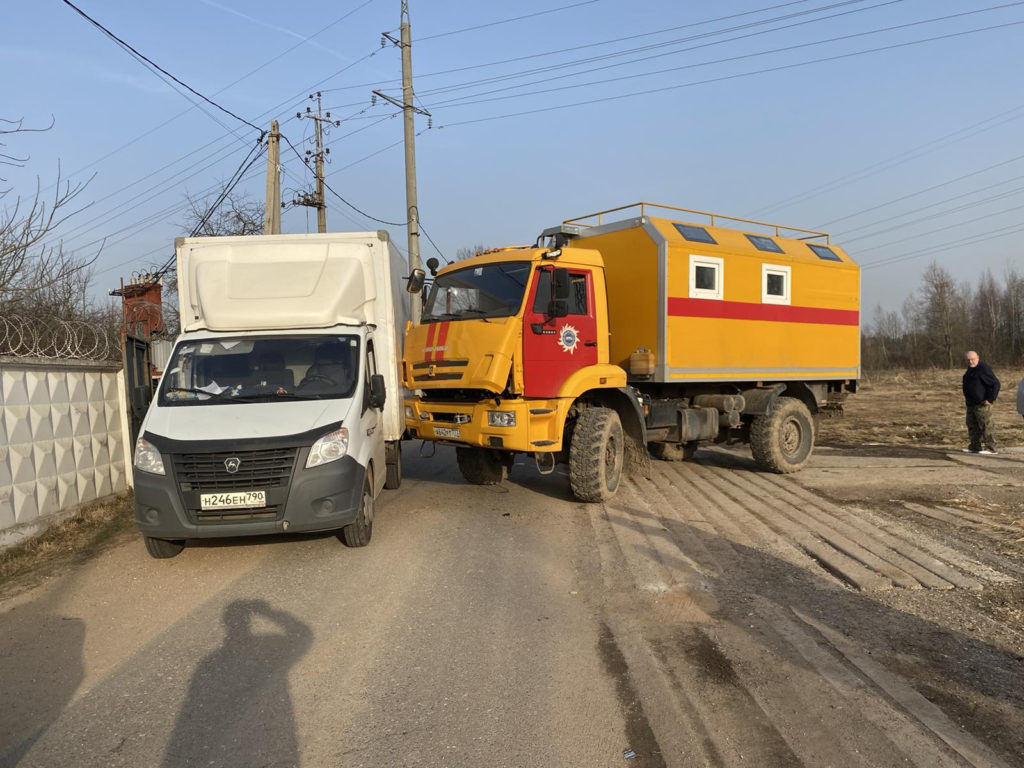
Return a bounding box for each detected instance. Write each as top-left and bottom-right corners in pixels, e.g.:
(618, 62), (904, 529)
(963, 361), (1000, 406)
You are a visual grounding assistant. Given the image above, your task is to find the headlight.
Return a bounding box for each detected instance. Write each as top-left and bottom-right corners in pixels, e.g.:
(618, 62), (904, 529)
(404, 405), (415, 420)
(306, 428), (349, 468)
(487, 411), (516, 428)
(134, 437), (166, 475)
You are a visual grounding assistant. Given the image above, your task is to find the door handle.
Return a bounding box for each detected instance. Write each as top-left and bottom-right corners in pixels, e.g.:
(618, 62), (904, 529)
(584, 340), (598, 347)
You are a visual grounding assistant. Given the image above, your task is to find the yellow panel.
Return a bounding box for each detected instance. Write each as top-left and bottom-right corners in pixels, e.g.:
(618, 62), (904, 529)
(567, 226), (660, 370)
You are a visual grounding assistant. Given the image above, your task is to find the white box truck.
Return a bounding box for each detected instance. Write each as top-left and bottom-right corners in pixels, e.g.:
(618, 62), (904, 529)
(132, 231), (411, 558)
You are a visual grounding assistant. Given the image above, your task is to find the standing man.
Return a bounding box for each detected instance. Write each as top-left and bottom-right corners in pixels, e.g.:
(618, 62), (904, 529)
(962, 350), (1000, 454)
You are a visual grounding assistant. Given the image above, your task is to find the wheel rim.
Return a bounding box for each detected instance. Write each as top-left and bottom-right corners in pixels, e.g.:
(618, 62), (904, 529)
(605, 432), (621, 487)
(363, 489), (374, 524)
(780, 417), (803, 457)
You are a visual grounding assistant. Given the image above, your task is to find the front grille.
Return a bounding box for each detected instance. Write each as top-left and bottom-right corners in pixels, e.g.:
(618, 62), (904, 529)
(195, 505), (281, 523)
(173, 448), (298, 491)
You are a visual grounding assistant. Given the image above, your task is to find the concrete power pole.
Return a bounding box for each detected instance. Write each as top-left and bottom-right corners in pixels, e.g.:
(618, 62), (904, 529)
(375, 1), (430, 321)
(263, 120), (281, 234)
(295, 93), (337, 234)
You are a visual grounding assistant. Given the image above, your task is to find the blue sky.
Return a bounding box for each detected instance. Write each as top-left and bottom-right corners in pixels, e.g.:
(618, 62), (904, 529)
(3, 0), (1023, 319)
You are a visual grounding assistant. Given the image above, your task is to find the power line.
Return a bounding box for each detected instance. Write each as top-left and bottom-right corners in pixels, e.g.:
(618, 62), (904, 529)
(60, 0), (264, 138)
(415, 0), (889, 104)
(280, 133), (405, 227)
(417, 0), (602, 41)
(425, 4), (1022, 112)
(432, 19), (1024, 128)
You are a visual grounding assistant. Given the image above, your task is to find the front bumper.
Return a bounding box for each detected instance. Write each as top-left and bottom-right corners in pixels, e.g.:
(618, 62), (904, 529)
(404, 397), (566, 453)
(134, 454), (365, 540)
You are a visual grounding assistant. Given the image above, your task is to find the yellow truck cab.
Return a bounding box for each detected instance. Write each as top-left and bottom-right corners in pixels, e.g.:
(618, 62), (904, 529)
(403, 203), (859, 502)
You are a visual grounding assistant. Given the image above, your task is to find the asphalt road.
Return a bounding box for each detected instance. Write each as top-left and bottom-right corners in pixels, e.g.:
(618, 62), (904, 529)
(1, 445), (1022, 767)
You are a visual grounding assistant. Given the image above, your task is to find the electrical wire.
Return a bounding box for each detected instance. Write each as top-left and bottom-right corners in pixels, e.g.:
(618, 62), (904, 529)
(432, 19), (1024, 128)
(60, 0), (264, 138)
(280, 133), (405, 227)
(417, 0), (602, 41)
(425, 5), (1023, 112)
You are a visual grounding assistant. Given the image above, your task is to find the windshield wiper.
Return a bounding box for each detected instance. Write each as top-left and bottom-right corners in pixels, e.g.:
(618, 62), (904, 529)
(453, 308), (491, 321)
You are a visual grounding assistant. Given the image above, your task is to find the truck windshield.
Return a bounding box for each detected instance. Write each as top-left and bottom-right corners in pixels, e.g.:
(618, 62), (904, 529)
(422, 261), (531, 321)
(159, 334), (361, 405)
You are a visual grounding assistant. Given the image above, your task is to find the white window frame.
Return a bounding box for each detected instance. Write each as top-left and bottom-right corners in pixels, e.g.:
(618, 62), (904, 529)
(689, 254), (724, 300)
(762, 263), (791, 305)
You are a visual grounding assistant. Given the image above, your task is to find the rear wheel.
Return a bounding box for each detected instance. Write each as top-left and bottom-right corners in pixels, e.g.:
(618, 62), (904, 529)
(384, 441), (402, 489)
(456, 447), (507, 485)
(340, 476), (373, 547)
(569, 407), (623, 502)
(650, 441), (698, 461)
(144, 536), (184, 559)
(750, 396), (814, 473)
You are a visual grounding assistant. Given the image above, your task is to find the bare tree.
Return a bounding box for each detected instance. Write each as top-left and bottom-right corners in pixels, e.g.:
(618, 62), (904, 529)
(455, 244), (490, 261)
(182, 190), (264, 238)
(1, 118), (99, 320)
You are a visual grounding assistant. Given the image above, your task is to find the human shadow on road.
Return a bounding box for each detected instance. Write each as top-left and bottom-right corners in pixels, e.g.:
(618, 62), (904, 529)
(0, 595), (85, 768)
(161, 600), (312, 768)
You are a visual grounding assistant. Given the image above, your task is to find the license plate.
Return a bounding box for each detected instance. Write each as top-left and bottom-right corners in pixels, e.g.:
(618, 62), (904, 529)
(434, 426), (460, 438)
(200, 490), (266, 510)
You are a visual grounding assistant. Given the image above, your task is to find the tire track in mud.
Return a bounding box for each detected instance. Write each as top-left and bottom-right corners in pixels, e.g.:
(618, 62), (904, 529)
(592, 459), (1018, 768)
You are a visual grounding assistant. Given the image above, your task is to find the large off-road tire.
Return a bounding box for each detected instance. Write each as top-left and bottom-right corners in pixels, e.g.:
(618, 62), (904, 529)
(340, 476), (374, 547)
(144, 536), (185, 559)
(384, 441), (402, 490)
(569, 407), (624, 502)
(455, 447), (507, 485)
(650, 441), (698, 462)
(750, 396), (815, 473)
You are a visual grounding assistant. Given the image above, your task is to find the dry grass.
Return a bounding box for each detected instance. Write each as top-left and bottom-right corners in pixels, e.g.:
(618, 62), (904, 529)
(818, 367), (1024, 448)
(0, 493), (135, 590)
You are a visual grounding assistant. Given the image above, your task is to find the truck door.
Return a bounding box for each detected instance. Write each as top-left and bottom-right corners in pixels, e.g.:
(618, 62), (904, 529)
(361, 338), (387, 495)
(522, 267), (598, 398)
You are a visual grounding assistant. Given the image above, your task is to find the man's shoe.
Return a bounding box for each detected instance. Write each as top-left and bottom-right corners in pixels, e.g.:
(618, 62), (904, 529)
(979, 449), (997, 455)
(962, 447), (980, 453)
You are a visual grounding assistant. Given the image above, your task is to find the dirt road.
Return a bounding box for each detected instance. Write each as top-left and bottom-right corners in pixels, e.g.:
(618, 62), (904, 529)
(1, 380), (1022, 766)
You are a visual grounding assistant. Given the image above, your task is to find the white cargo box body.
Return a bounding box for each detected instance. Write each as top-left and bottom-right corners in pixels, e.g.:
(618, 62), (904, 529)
(174, 231), (409, 441)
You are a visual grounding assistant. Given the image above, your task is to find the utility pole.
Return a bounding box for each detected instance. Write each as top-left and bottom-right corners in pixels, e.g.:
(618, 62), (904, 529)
(375, 1), (429, 321)
(295, 93), (338, 234)
(263, 120), (281, 234)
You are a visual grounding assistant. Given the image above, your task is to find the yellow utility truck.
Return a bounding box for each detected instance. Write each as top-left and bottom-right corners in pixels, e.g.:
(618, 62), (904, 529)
(402, 203), (859, 501)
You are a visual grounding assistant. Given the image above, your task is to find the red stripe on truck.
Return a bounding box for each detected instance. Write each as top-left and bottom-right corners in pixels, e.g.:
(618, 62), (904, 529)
(667, 298), (859, 326)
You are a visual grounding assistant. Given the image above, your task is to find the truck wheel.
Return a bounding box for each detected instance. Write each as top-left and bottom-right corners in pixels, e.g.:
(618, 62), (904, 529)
(750, 397), (814, 473)
(144, 536), (184, 559)
(650, 441), (698, 461)
(569, 407), (624, 502)
(456, 447), (506, 485)
(340, 476), (374, 547)
(384, 441), (402, 489)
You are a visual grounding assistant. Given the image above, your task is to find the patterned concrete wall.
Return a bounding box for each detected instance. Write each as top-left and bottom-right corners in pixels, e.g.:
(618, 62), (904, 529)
(0, 359), (127, 537)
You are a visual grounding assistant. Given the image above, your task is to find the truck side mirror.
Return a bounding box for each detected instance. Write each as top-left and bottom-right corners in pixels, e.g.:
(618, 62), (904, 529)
(547, 267), (570, 317)
(368, 373), (386, 409)
(426, 257), (440, 276)
(552, 268), (571, 300)
(406, 268), (425, 293)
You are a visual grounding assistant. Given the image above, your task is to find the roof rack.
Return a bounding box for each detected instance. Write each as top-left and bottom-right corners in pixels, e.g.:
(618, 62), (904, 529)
(562, 202), (830, 244)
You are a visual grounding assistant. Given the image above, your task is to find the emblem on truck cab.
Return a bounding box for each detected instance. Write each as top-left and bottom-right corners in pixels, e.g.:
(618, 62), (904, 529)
(224, 457), (241, 474)
(557, 324), (579, 355)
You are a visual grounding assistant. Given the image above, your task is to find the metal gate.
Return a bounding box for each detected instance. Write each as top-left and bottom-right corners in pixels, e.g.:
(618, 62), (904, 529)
(123, 334), (152, 446)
